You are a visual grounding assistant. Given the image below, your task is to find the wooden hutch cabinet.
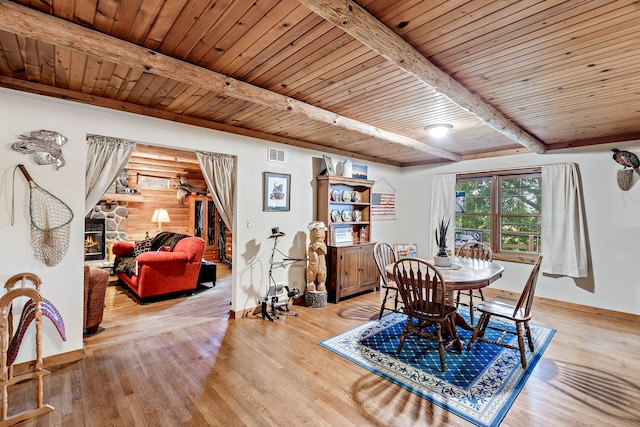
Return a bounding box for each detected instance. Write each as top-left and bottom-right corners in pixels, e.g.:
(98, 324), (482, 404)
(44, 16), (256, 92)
(187, 195), (220, 262)
(316, 175), (379, 303)
(326, 243), (378, 303)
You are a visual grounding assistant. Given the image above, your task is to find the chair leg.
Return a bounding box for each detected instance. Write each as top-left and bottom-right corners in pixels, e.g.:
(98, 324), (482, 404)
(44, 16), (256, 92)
(435, 323), (446, 372)
(477, 288), (485, 301)
(477, 312), (491, 338)
(455, 290), (462, 307)
(515, 322), (527, 369)
(448, 317), (462, 353)
(467, 290), (475, 325)
(524, 321), (534, 351)
(396, 322), (410, 355)
(393, 291), (399, 311)
(378, 288), (390, 320)
(396, 335), (406, 355)
(467, 312), (489, 351)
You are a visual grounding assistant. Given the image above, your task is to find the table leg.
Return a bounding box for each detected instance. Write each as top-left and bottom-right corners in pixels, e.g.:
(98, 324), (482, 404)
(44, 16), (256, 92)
(455, 312), (474, 331)
(443, 317), (465, 352)
(447, 290), (475, 331)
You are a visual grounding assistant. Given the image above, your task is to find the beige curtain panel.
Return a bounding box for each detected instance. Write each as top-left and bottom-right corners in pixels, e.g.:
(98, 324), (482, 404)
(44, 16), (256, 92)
(84, 135), (136, 216)
(196, 151), (236, 233)
(428, 174), (456, 258)
(541, 163), (589, 277)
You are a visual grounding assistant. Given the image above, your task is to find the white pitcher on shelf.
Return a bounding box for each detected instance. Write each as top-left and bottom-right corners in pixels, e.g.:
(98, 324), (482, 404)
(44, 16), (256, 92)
(342, 159), (353, 178)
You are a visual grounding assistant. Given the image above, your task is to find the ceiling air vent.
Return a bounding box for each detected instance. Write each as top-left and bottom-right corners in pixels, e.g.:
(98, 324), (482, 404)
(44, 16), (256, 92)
(268, 147), (286, 163)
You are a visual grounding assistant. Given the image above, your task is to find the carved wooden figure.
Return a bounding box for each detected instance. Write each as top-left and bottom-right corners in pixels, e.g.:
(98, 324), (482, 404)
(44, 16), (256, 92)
(306, 222), (327, 293)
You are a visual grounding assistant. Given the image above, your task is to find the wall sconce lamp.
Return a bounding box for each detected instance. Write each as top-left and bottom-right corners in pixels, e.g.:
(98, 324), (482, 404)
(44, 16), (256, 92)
(426, 124), (453, 138)
(151, 208), (170, 231)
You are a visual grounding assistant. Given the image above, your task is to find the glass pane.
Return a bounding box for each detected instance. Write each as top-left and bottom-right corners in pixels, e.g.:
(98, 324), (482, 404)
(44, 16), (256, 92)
(498, 173), (541, 254)
(458, 173), (541, 254)
(193, 201), (204, 238)
(207, 201), (215, 245)
(501, 197), (519, 213)
(476, 215), (490, 230)
(465, 198), (476, 212)
(475, 197), (490, 213)
(459, 215), (475, 229)
(456, 178), (492, 249)
(501, 233), (540, 253)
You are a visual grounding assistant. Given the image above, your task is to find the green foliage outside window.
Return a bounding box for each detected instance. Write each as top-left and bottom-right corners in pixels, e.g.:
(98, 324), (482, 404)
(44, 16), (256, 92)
(499, 175), (541, 253)
(455, 172), (541, 255)
(455, 178), (492, 245)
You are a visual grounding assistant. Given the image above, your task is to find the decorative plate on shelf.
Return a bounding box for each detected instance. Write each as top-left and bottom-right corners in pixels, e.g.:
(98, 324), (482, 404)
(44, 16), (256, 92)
(331, 189), (341, 201)
(351, 191), (361, 202)
(331, 210), (340, 222)
(341, 190), (352, 202)
(352, 210), (361, 222)
(341, 210), (352, 222)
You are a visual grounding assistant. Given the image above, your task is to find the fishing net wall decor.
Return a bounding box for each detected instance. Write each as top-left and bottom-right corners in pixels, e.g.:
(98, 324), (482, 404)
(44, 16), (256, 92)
(12, 165), (74, 267)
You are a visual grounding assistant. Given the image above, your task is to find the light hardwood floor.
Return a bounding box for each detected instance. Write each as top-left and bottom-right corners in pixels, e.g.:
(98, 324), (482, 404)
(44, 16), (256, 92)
(10, 265), (640, 426)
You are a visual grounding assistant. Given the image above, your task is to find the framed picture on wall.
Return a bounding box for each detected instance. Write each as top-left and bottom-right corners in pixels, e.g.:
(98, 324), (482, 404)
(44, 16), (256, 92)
(454, 230), (483, 247)
(320, 155), (335, 176)
(394, 243), (418, 258)
(138, 174), (171, 189)
(263, 172), (291, 211)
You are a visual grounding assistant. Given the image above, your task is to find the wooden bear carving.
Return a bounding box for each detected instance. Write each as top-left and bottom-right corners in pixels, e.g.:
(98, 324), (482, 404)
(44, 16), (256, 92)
(306, 221), (327, 292)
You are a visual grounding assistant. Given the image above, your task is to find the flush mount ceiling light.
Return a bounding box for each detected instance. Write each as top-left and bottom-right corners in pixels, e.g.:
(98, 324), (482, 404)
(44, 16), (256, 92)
(426, 124), (453, 138)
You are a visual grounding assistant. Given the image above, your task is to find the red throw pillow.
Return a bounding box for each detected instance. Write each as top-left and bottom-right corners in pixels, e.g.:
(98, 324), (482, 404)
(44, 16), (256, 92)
(133, 238), (153, 256)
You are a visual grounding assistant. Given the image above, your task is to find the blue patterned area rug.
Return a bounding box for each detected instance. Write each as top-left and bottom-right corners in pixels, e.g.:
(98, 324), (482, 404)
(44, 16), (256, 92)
(319, 309), (555, 427)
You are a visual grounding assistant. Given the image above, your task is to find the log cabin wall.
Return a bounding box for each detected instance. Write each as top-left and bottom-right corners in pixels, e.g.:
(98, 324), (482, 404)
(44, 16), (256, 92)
(119, 144), (207, 241)
(94, 144), (230, 264)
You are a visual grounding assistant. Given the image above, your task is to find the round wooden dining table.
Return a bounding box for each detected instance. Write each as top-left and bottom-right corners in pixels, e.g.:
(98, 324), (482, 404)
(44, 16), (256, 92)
(384, 256), (504, 332)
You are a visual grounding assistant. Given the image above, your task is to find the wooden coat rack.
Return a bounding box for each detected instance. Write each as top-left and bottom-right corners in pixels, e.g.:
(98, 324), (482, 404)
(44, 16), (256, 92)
(1, 273), (54, 426)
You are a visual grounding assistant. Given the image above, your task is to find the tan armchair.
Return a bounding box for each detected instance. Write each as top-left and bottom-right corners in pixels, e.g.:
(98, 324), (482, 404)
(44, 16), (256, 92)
(84, 265), (109, 335)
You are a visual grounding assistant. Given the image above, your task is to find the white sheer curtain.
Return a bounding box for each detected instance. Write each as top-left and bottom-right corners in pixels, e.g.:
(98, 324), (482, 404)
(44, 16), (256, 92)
(427, 174), (456, 257)
(84, 135), (136, 215)
(541, 163), (588, 277)
(196, 151), (236, 233)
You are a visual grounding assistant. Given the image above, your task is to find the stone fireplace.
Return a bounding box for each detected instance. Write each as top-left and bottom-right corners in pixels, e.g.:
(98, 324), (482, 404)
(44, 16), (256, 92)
(87, 203), (129, 261)
(84, 218), (105, 261)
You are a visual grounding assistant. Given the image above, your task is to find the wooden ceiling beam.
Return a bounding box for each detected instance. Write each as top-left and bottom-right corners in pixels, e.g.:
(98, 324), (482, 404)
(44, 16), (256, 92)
(0, 0), (461, 162)
(546, 133), (640, 151)
(0, 76), (403, 167)
(299, 0), (548, 155)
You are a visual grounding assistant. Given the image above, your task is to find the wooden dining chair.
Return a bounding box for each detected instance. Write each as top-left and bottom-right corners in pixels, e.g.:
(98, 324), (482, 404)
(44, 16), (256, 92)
(466, 256), (543, 369)
(393, 258), (460, 372)
(373, 242), (400, 319)
(455, 241), (493, 325)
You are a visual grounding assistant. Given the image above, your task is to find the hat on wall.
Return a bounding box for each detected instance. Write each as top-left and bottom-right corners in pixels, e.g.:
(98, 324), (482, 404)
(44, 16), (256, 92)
(269, 227), (286, 238)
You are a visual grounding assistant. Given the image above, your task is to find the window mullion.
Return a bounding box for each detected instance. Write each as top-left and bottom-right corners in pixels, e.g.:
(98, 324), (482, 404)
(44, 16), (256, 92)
(490, 175), (499, 253)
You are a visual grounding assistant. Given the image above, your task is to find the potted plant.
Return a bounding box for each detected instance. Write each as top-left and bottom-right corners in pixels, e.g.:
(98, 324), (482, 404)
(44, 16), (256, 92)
(434, 217), (451, 266)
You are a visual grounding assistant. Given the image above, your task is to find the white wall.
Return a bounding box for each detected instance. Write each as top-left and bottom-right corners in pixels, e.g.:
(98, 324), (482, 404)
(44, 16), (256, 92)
(0, 88), (403, 360)
(396, 144), (640, 316)
(2, 88), (637, 364)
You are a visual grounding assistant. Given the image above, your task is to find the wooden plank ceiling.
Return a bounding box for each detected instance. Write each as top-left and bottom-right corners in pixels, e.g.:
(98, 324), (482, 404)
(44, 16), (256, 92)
(1, 0), (639, 167)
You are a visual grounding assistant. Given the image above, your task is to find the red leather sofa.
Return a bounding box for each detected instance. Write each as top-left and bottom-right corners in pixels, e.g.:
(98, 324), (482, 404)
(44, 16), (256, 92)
(113, 233), (205, 301)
